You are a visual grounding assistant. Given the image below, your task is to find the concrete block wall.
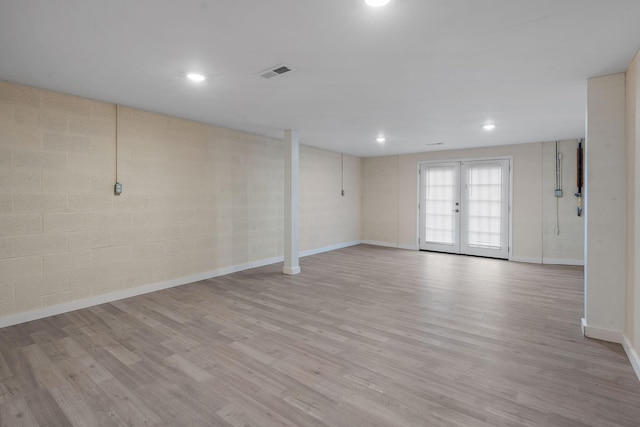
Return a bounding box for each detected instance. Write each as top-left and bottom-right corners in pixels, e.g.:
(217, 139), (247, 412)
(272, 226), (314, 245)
(299, 146), (361, 252)
(0, 81), (362, 319)
(361, 156), (399, 245)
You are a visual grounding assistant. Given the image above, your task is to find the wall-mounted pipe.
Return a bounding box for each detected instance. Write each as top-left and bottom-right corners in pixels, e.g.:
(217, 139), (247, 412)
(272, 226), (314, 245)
(341, 153), (345, 196)
(554, 141), (563, 235)
(555, 141), (563, 197)
(114, 104), (122, 195)
(575, 138), (584, 216)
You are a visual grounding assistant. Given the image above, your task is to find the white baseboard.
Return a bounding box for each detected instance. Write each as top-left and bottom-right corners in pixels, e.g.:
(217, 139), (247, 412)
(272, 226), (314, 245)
(582, 322), (640, 383)
(581, 318), (623, 343)
(543, 258), (584, 266)
(362, 240), (418, 251)
(362, 240), (399, 248)
(509, 256), (543, 264)
(282, 266), (301, 275)
(398, 244), (419, 251)
(0, 257), (278, 329)
(362, 247), (581, 264)
(0, 240), (362, 329)
(623, 335), (640, 383)
(300, 240), (362, 257)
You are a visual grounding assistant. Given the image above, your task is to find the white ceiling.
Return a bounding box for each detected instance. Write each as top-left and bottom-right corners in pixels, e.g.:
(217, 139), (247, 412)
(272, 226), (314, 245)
(1, 1), (639, 157)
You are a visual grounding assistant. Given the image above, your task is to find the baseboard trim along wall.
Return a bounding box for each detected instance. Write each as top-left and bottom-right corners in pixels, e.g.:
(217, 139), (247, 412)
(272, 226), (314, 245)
(623, 335), (640, 383)
(364, 244), (584, 263)
(510, 256), (543, 264)
(362, 240), (419, 251)
(582, 319), (640, 382)
(398, 244), (419, 251)
(0, 241), (362, 329)
(362, 240), (399, 248)
(299, 241), (362, 257)
(542, 258), (585, 266)
(581, 318), (623, 343)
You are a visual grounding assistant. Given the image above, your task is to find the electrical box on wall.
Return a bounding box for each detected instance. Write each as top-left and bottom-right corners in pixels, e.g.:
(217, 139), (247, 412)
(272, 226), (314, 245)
(114, 182), (122, 195)
(555, 189), (563, 197)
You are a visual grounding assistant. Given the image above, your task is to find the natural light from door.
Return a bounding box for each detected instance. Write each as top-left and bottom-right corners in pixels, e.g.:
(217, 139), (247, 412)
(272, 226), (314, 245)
(425, 166), (456, 245)
(466, 164), (502, 249)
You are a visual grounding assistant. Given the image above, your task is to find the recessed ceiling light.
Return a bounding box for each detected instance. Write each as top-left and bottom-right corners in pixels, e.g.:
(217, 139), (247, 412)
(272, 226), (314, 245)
(187, 73), (205, 82)
(365, 0), (391, 7)
(483, 124), (496, 131)
(376, 136), (386, 144)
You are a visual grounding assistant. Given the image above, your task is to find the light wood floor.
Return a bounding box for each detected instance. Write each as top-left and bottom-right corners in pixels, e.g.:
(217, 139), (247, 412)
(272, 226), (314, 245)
(1, 245), (639, 426)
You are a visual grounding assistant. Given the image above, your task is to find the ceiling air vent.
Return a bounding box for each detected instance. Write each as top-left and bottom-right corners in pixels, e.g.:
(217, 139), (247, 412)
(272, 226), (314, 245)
(258, 64), (293, 79)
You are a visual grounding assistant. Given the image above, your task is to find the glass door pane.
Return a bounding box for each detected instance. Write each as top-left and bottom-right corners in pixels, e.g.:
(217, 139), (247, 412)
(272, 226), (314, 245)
(419, 163), (460, 253)
(460, 160), (509, 258)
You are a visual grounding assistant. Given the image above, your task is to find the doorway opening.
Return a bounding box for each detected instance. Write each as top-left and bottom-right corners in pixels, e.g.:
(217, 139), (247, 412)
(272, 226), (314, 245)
(418, 158), (511, 259)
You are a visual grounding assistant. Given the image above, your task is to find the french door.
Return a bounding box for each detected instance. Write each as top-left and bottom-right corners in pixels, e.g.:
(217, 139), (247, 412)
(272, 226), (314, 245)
(419, 159), (510, 259)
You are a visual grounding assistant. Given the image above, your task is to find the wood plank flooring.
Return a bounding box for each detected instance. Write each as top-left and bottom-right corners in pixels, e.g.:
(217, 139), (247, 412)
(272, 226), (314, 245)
(1, 244), (639, 426)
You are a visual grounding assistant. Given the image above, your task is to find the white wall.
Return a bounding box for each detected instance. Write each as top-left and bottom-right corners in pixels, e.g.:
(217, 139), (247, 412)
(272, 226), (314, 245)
(541, 140), (585, 264)
(300, 146), (361, 252)
(0, 81), (362, 322)
(625, 51), (640, 369)
(399, 145), (545, 261)
(362, 156), (399, 246)
(362, 142), (583, 264)
(584, 73), (627, 336)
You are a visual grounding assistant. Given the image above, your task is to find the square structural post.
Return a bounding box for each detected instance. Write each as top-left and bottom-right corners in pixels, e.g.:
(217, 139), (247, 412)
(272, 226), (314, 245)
(583, 73), (626, 340)
(283, 130), (301, 275)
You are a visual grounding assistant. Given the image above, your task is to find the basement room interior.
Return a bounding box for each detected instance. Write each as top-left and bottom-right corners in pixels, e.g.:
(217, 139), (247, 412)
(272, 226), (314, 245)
(1, 0), (640, 426)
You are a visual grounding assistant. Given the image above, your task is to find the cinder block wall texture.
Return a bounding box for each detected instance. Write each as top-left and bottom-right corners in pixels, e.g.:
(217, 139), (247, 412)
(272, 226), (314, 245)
(0, 81), (361, 318)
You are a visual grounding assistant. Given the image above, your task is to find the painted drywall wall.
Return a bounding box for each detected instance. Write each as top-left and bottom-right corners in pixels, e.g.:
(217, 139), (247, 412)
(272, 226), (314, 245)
(626, 52), (640, 360)
(541, 140), (585, 264)
(0, 81), (362, 319)
(362, 143), (551, 262)
(584, 73), (627, 335)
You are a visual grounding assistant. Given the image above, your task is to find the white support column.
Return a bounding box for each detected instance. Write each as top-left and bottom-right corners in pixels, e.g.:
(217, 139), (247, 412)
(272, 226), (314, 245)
(283, 130), (301, 275)
(583, 73), (627, 342)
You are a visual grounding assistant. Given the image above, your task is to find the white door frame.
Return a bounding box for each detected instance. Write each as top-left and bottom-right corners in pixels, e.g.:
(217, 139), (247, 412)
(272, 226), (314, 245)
(415, 156), (513, 259)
